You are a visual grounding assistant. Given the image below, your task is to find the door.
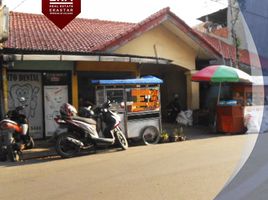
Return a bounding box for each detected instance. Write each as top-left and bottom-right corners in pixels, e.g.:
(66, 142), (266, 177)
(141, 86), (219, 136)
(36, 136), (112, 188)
(43, 72), (70, 137)
(44, 85), (68, 136)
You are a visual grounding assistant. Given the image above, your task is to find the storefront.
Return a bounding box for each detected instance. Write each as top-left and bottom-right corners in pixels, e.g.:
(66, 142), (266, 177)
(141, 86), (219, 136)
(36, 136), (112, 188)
(7, 70), (72, 139)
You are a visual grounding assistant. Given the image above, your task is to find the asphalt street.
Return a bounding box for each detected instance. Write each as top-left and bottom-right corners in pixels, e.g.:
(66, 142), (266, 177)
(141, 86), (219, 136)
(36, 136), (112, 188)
(0, 134), (253, 200)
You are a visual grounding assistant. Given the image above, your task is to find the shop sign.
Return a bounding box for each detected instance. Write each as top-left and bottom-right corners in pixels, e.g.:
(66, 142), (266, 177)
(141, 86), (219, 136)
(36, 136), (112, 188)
(42, 0), (81, 29)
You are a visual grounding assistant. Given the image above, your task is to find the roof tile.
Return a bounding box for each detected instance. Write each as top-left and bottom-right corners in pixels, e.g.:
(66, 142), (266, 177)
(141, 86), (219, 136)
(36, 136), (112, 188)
(5, 12), (135, 53)
(197, 31), (252, 66)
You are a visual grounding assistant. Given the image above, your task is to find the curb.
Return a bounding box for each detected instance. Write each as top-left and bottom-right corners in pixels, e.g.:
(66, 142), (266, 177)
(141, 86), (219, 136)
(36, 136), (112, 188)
(22, 140), (57, 160)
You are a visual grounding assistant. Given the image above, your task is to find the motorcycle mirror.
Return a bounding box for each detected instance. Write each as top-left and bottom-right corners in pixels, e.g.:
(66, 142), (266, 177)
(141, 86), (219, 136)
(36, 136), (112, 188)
(104, 100), (112, 108)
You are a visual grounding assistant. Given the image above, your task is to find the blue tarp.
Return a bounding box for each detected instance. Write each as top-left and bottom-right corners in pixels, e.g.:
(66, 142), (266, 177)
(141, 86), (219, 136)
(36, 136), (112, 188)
(91, 75), (163, 85)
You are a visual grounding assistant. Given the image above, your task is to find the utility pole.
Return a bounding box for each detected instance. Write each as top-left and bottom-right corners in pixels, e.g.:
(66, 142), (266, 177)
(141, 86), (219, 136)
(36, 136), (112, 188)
(229, 0), (240, 68)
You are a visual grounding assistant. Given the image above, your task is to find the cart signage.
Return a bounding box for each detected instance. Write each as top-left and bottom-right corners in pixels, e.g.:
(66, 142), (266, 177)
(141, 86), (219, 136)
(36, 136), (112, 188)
(42, 0), (81, 29)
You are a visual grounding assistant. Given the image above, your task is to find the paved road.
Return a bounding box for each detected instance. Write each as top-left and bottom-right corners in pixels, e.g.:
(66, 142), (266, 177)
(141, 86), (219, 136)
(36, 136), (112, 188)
(0, 134), (253, 200)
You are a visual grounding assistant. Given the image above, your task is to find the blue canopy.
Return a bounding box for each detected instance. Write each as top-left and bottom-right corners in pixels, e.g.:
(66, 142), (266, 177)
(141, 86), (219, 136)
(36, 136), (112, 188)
(91, 75), (163, 85)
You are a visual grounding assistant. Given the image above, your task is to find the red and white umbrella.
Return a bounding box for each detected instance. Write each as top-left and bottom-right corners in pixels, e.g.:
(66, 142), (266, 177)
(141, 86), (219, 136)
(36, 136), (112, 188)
(192, 65), (252, 83)
(192, 65), (252, 103)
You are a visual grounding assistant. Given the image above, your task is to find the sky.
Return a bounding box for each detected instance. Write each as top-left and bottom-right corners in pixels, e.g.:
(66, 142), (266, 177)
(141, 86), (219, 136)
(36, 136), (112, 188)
(2, 0), (228, 26)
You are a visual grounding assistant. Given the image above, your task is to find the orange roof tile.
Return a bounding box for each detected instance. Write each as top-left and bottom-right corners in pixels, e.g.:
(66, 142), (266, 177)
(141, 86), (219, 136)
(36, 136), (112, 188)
(197, 31), (253, 66)
(5, 8), (221, 58)
(5, 12), (135, 53)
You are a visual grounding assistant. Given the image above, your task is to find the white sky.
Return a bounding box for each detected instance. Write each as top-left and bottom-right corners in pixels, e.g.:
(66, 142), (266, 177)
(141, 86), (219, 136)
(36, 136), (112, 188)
(3, 0), (227, 26)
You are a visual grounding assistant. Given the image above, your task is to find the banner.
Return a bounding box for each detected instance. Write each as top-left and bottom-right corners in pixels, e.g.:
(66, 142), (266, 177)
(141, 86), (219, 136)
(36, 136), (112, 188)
(42, 0), (81, 29)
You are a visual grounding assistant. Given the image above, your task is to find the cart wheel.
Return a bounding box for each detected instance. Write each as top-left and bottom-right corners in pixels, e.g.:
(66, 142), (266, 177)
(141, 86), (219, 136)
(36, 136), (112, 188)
(141, 126), (160, 145)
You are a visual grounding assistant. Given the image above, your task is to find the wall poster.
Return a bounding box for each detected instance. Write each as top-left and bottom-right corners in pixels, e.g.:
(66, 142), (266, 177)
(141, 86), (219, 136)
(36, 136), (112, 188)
(44, 85), (68, 137)
(8, 72), (43, 138)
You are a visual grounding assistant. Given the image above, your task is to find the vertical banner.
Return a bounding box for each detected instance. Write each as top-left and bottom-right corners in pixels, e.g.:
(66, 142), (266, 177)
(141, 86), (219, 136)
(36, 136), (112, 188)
(44, 85), (68, 137)
(42, 0), (81, 29)
(8, 72), (43, 139)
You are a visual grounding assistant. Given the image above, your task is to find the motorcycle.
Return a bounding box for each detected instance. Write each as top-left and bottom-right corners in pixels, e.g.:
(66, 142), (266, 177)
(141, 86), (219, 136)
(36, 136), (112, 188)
(54, 101), (128, 158)
(0, 97), (34, 161)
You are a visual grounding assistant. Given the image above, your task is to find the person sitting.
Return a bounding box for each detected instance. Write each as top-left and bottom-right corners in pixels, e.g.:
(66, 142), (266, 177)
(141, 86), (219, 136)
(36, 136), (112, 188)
(233, 92), (244, 105)
(166, 94), (181, 123)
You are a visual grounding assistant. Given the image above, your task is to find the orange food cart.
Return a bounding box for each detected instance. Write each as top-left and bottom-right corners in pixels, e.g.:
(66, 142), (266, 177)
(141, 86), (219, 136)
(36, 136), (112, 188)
(216, 84), (252, 134)
(92, 76), (163, 144)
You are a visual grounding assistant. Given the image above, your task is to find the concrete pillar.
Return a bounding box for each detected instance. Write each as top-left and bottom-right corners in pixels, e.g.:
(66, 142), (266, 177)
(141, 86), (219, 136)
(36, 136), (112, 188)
(2, 66), (8, 113)
(72, 72), (78, 109)
(185, 70), (199, 110)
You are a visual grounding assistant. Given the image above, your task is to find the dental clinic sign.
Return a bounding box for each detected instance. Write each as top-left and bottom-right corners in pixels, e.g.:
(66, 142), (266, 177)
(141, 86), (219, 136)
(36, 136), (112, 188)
(42, 0), (81, 29)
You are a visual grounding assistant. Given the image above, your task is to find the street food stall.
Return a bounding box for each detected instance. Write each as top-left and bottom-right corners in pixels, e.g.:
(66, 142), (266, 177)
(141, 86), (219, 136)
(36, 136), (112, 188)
(216, 83), (251, 134)
(191, 65), (252, 134)
(92, 76), (163, 144)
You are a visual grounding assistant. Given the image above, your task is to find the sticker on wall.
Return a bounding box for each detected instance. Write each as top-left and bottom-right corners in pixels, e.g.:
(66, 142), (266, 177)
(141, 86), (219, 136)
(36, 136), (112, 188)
(42, 0), (81, 29)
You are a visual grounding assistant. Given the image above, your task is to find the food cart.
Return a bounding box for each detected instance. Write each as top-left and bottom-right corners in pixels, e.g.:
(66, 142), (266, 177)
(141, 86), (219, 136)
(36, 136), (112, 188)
(191, 65), (253, 134)
(92, 76), (163, 144)
(217, 82), (255, 134)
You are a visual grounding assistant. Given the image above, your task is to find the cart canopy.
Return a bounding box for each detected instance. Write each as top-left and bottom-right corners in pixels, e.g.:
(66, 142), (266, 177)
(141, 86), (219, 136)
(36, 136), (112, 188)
(91, 75), (163, 85)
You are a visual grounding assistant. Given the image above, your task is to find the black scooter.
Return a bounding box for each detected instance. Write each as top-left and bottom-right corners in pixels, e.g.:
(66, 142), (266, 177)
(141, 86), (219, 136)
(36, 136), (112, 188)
(54, 101), (128, 158)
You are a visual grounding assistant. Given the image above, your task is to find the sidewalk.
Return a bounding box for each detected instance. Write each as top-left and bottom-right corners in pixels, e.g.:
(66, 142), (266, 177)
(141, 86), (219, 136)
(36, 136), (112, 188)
(162, 123), (217, 140)
(22, 124), (214, 160)
(22, 140), (57, 160)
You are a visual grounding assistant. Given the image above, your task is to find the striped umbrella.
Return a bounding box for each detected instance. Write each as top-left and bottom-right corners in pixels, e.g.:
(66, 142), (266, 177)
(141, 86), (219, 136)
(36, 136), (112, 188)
(192, 65), (252, 103)
(192, 65), (252, 83)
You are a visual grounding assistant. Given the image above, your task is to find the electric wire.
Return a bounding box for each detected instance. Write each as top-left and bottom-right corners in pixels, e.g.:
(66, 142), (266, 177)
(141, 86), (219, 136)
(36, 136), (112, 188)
(10, 0), (29, 11)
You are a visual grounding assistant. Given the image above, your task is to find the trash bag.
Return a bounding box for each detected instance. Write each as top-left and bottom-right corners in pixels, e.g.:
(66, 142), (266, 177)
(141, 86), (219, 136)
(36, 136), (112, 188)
(176, 110), (193, 126)
(244, 114), (259, 133)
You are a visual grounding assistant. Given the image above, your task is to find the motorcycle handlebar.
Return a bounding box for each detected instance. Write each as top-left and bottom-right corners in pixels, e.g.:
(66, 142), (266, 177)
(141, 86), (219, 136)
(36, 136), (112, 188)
(102, 100), (112, 109)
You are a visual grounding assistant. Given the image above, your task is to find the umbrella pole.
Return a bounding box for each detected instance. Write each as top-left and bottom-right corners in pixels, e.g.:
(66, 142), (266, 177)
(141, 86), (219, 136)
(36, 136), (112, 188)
(214, 82), (222, 132)
(217, 82), (222, 104)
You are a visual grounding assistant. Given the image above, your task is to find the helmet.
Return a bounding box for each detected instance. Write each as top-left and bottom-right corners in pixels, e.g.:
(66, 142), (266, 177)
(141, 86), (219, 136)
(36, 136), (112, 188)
(60, 103), (77, 117)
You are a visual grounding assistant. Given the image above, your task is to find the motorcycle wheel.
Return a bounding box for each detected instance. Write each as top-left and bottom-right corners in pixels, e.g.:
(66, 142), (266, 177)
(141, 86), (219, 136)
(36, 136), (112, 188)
(115, 128), (128, 150)
(141, 126), (160, 145)
(7, 145), (20, 162)
(55, 132), (80, 158)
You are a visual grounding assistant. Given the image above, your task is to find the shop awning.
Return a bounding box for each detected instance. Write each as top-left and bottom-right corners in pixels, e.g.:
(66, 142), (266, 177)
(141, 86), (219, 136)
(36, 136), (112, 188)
(91, 75), (163, 85)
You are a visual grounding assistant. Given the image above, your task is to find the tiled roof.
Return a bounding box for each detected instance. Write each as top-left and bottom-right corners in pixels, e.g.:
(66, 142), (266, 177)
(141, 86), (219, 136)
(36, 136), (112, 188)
(92, 7), (171, 52)
(5, 8), (221, 57)
(96, 7), (222, 56)
(5, 12), (135, 53)
(197, 31), (253, 66)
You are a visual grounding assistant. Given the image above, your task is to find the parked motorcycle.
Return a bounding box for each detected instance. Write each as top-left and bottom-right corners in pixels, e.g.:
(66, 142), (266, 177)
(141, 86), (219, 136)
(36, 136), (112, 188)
(54, 101), (128, 158)
(0, 97), (34, 161)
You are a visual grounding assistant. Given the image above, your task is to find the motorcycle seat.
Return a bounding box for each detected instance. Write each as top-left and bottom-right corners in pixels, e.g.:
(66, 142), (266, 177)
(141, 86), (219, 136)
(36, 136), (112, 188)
(72, 116), (97, 125)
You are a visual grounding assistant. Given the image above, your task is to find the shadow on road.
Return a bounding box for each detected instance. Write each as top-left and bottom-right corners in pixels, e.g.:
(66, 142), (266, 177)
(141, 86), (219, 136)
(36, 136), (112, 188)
(0, 124), (246, 167)
(0, 147), (127, 168)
